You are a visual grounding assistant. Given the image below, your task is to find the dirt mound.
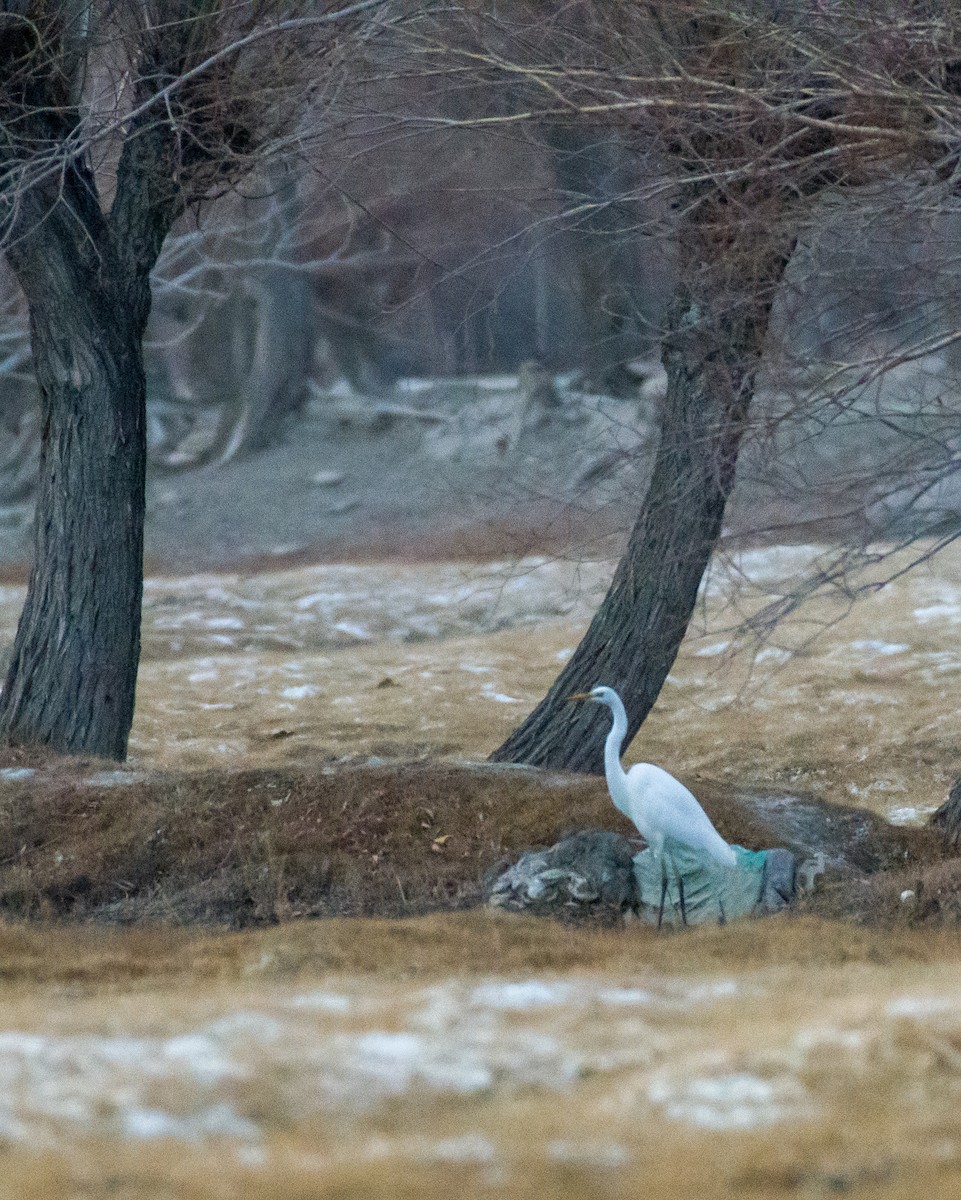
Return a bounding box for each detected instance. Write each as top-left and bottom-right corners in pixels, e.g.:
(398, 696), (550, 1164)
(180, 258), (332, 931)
(0, 758), (947, 927)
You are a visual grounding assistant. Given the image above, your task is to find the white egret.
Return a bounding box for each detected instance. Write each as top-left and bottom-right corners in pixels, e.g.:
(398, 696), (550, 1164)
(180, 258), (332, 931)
(568, 685), (736, 924)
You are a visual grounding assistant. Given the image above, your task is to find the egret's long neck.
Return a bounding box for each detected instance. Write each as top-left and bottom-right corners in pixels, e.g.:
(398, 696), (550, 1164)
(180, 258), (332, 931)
(602, 693), (630, 813)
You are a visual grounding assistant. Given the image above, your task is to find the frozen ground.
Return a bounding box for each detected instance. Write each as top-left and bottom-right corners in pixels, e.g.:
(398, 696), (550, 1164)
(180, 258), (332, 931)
(0, 918), (960, 1199)
(0, 539), (959, 1195)
(0, 538), (953, 822)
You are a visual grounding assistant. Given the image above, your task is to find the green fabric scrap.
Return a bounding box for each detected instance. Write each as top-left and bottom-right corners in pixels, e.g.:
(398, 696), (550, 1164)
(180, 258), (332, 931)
(632, 840), (770, 926)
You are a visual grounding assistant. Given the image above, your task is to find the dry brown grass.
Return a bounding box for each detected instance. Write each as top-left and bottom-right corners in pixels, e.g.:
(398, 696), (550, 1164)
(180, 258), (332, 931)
(0, 757), (943, 927)
(0, 909), (953, 991)
(1, 1142), (960, 1200)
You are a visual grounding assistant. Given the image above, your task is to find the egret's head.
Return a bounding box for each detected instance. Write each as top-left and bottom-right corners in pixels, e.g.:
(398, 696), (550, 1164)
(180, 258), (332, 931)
(566, 685), (617, 706)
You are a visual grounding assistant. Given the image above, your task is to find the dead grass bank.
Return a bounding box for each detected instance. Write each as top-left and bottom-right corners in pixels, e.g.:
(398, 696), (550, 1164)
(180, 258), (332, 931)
(0, 757), (947, 929)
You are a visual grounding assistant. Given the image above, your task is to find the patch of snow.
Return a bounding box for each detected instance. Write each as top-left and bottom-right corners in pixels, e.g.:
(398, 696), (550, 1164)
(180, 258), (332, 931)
(281, 685), (320, 700)
(188, 669), (220, 684)
(648, 1070), (812, 1130)
(681, 980), (740, 1005)
(887, 804), (937, 826)
(348, 1031), (494, 1096)
(83, 771), (146, 788)
(850, 640), (910, 656)
(914, 603), (961, 624)
(483, 691), (524, 704)
(469, 981), (573, 1011)
(294, 592), (331, 611)
(120, 1103), (258, 1143)
(754, 647), (792, 664)
(312, 470), (344, 487)
(695, 641), (731, 658)
(887, 994), (961, 1018)
(0, 768), (35, 782)
(393, 377), (434, 395)
(289, 993), (354, 1013)
(422, 1134), (499, 1164)
(729, 545), (823, 583)
(333, 622), (372, 641)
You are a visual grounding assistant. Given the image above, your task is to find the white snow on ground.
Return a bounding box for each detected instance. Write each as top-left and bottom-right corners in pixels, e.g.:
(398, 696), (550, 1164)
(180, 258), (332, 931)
(0, 975), (742, 1148)
(887, 804), (940, 826)
(0, 972), (956, 1153)
(136, 560), (610, 657)
(850, 640), (910, 656)
(646, 1069), (813, 1130)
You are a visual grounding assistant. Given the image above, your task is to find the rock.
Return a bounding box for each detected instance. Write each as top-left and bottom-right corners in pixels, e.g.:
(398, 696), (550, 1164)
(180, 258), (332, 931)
(485, 830), (636, 922)
(763, 848), (799, 912)
(729, 788), (932, 876)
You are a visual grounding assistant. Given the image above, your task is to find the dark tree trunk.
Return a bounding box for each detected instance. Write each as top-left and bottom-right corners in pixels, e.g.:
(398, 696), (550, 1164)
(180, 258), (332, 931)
(0, 78), (179, 758)
(930, 778), (961, 848)
(492, 219), (792, 773)
(0, 312), (146, 759)
(0, 154), (156, 759)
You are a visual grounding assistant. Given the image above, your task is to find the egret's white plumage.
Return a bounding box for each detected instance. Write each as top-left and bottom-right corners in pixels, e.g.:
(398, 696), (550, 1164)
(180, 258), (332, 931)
(568, 685), (736, 870)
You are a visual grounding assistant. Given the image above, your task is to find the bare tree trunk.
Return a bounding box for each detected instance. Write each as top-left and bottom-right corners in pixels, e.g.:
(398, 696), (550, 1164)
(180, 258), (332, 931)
(0, 310), (146, 758)
(930, 779), (961, 849)
(0, 152), (157, 759)
(0, 22), (183, 758)
(492, 220), (791, 773)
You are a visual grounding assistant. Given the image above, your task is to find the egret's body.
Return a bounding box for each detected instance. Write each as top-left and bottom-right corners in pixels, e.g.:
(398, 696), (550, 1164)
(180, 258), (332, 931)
(568, 685), (736, 922)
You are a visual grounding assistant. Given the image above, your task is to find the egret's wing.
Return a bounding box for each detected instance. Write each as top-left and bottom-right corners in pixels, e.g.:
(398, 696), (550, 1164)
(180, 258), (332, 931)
(627, 763), (733, 861)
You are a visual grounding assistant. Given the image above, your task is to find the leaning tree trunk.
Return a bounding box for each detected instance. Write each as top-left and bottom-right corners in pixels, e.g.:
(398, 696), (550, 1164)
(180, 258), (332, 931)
(492, 217), (792, 773)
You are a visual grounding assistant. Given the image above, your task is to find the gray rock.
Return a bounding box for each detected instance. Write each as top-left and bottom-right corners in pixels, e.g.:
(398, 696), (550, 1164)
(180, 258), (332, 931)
(485, 830), (636, 921)
(761, 848), (797, 913)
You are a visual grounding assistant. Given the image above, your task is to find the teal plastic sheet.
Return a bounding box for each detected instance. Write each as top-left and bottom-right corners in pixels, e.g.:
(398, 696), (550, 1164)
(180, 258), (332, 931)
(632, 840), (771, 927)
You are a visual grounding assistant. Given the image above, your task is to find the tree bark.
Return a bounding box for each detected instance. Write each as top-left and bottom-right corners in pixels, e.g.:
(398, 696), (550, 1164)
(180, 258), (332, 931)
(492, 218), (791, 773)
(0, 35), (184, 756)
(930, 778), (961, 849)
(0, 155), (155, 759)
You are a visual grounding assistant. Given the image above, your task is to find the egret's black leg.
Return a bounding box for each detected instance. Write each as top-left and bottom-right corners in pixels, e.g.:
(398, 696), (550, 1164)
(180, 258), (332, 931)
(657, 858), (668, 929)
(677, 870), (687, 926)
